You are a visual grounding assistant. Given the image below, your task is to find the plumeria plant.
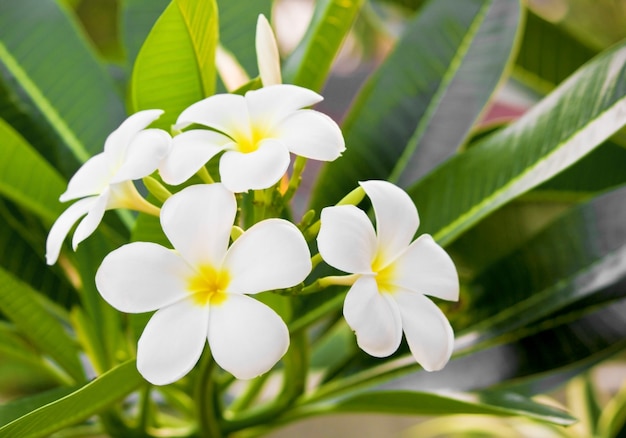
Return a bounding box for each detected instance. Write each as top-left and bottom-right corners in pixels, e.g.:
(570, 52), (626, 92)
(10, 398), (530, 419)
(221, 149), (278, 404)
(3, 0), (626, 437)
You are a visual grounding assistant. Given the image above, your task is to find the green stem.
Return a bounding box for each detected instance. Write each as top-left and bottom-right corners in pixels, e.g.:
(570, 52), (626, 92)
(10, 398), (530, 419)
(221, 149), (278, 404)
(282, 156), (307, 203)
(135, 383), (152, 434)
(227, 373), (270, 413)
(196, 352), (223, 438)
(142, 176), (172, 203)
(197, 166), (215, 184)
(289, 290), (347, 334)
(253, 190), (266, 223)
(221, 332), (308, 433)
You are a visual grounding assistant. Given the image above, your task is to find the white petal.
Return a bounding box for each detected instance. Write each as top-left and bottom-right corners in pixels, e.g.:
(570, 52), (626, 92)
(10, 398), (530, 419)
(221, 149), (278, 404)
(159, 130), (232, 185)
(394, 290), (455, 371)
(343, 276), (402, 357)
(96, 242), (193, 313)
(110, 129), (171, 183)
(391, 234), (459, 301)
(160, 184), (236, 267)
(72, 190), (109, 250)
(137, 298), (209, 385)
(219, 140), (290, 192)
(60, 153), (115, 202)
(224, 218), (311, 294)
(208, 294), (288, 379)
(317, 205), (377, 274)
(361, 180), (419, 265)
(255, 14), (282, 86)
(277, 110), (345, 161)
(175, 93), (250, 136)
(45, 197), (95, 265)
(245, 84), (323, 129)
(104, 109), (164, 159)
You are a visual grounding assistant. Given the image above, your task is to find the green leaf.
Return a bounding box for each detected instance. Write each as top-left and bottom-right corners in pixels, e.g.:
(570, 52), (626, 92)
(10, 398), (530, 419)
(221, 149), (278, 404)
(455, 184), (626, 343)
(0, 0), (126, 162)
(217, 0), (272, 77)
(0, 360), (143, 438)
(311, 0), (522, 210)
(291, 390), (575, 426)
(130, 0), (218, 129)
(408, 40), (626, 247)
(0, 266), (83, 383)
(0, 118), (66, 224)
(283, 0), (365, 91)
(514, 11), (597, 93)
(0, 387), (75, 428)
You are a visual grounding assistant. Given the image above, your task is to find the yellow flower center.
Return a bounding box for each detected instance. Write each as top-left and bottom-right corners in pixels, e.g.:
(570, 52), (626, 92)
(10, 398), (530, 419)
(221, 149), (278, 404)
(234, 124), (270, 154)
(372, 254), (396, 294)
(187, 265), (230, 306)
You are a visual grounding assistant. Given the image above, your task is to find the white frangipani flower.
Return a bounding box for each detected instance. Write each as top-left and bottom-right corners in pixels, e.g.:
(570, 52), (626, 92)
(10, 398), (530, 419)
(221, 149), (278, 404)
(95, 184), (312, 385)
(317, 180), (459, 371)
(46, 110), (170, 265)
(159, 84), (345, 192)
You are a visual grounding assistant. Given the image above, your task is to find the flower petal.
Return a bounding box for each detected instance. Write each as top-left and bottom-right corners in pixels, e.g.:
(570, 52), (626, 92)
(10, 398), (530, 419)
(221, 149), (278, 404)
(391, 234), (459, 301)
(175, 93), (250, 135)
(96, 242), (193, 313)
(45, 197), (95, 265)
(159, 130), (232, 185)
(224, 218), (311, 294)
(317, 205), (377, 274)
(277, 110), (345, 161)
(160, 184), (236, 267)
(137, 298), (209, 385)
(245, 84), (323, 129)
(219, 140), (290, 192)
(208, 293), (288, 379)
(72, 190), (109, 250)
(343, 275), (402, 357)
(255, 14), (281, 86)
(361, 180), (419, 265)
(110, 128), (171, 183)
(394, 290), (454, 371)
(104, 109), (164, 159)
(60, 152), (115, 202)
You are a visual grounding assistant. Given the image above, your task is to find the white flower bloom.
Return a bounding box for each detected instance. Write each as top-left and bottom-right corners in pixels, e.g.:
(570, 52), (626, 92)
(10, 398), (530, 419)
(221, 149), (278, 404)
(95, 184), (312, 385)
(46, 110), (171, 265)
(317, 180), (459, 371)
(159, 84), (345, 192)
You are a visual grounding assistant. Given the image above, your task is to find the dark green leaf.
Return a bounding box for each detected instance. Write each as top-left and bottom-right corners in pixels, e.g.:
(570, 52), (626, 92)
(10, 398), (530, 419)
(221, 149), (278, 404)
(311, 0), (522, 210)
(0, 361), (143, 438)
(0, 387), (75, 428)
(0, 0), (125, 162)
(120, 0), (170, 71)
(408, 40), (626, 247)
(0, 266), (83, 383)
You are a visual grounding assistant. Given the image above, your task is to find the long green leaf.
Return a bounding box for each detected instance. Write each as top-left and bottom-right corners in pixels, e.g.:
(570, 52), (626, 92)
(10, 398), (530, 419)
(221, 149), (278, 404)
(130, 0), (218, 129)
(0, 387), (75, 428)
(0, 361), (142, 438)
(311, 0), (522, 210)
(408, 40), (626, 247)
(283, 0), (364, 91)
(333, 390), (574, 425)
(120, 0), (170, 71)
(0, 118), (66, 223)
(0, 0), (125, 162)
(0, 266), (83, 382)
(514, 10), (597, 93)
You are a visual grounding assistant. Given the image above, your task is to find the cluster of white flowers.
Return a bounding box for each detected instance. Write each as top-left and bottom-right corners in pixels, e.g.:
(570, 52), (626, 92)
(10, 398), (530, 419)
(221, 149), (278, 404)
(46, 15), (459, 385)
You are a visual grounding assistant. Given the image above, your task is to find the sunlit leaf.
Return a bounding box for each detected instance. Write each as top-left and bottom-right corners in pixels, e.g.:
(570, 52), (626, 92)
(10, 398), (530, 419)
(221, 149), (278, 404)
(130, 0), (218, 129)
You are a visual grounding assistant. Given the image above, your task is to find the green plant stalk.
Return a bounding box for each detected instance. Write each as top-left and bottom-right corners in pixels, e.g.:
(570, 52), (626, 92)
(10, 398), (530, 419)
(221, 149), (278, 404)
(196, 351), (223, 438)
(282, 156), (307, 204)
(289, 291), (347, 335)
(226, 373), (271, 414)
(221, 331), (309, 433)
